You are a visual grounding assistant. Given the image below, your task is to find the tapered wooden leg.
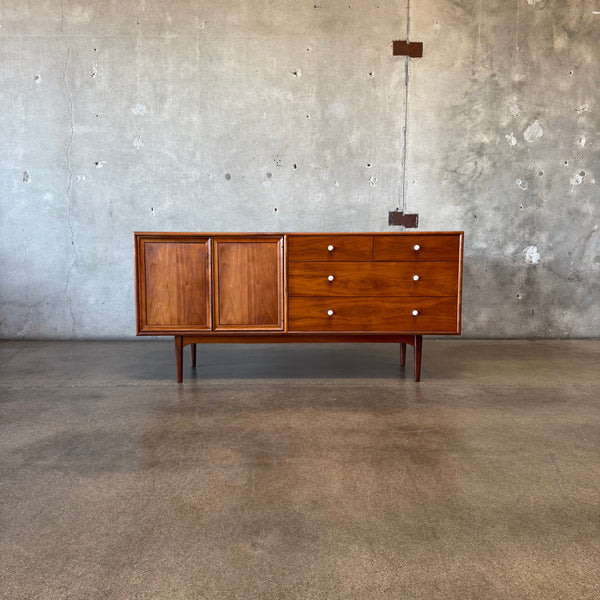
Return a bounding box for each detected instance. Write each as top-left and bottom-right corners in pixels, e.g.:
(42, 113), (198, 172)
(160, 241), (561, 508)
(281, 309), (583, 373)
(175, 336), (183, 383)
(190, 343), (197, 368)
(413, 335), (422, 382)
(400, 342), (407, 367)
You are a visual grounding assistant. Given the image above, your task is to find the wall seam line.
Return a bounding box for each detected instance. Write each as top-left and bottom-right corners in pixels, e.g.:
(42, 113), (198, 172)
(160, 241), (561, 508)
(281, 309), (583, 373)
(400, 0), (411, 229)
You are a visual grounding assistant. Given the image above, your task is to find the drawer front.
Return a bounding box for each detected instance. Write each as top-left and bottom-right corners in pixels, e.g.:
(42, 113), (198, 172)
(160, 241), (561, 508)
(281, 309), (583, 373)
(288, 261), (459, 297)
(288, 235), (372, 261)
(373, 234), (462, 262)
(288, 297), (459, 333)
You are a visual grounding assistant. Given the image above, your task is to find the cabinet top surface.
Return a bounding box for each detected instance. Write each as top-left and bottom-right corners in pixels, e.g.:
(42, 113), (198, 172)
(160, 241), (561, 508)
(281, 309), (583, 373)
(134, 231), (464, 237)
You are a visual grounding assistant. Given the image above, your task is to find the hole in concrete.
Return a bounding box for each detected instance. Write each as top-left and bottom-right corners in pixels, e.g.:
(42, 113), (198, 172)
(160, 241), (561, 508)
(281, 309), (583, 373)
(224, 173), (232, 180)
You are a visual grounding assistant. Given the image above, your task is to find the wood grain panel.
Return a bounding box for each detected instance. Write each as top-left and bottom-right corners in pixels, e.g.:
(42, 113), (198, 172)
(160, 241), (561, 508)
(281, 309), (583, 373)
(288, 296), (459, 333)
(288, 235), (372, 261)
(214, 238), (283, 330)
(288, 261), (459, 297)
(373, 234), (461, 261)
(142, 240), (210, 331)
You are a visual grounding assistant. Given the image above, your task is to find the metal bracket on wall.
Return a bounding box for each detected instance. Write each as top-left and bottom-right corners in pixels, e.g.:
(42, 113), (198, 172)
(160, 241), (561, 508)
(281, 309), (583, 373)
(392, 40), (423, 58)
(388, 211), (419, 228)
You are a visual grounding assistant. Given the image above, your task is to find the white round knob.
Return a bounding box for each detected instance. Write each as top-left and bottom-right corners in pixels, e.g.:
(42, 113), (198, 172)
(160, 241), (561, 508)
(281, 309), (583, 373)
(413, 244), (421, 251)
(412, 309), (419, 316)
(328, 275), (334, 282)
(327, 309), (334, 316)
(413, 275), (420, 281)
(328, 245), (334, 251)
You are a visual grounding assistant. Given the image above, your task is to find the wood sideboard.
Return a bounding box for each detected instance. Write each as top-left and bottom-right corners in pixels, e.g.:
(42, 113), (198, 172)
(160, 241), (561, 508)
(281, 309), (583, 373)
(134, 232), (463, 382)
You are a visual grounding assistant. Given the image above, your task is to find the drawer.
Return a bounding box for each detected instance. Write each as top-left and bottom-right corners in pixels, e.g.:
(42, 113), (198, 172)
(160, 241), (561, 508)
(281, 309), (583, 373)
(373, 234), (462, 262)
(288, 297), (459, 333)
(287, 235), (372, 261)
(288, 261), (459, 297)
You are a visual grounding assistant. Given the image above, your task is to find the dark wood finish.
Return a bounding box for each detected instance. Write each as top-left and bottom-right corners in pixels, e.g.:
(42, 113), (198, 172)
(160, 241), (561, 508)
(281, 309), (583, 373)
(288, 296), (458, 333)
(288, 261), (459, 297)
(134, 232), (463, 383)
(179, 333), (421, 344)
(457, 235), (464, 334)
(175, 333), (422, 382)
(288, 235), (372, 262)
(373, 234), (461, 262)
(136, 236), (211, 333)
(175, 336), (183, 383)
(213, 237), (284, 331)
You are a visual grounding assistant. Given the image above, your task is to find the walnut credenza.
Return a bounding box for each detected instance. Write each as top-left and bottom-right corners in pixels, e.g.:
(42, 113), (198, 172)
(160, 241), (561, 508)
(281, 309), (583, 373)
(134, 232), (463, 382)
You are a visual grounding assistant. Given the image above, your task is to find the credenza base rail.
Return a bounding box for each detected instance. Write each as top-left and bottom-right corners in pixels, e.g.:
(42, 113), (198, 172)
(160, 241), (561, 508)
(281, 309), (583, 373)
(174, 334), (423, 383)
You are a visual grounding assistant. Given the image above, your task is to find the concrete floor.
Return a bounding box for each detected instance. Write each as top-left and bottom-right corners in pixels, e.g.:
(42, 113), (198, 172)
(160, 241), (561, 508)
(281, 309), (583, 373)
(1, 340), (599, 599)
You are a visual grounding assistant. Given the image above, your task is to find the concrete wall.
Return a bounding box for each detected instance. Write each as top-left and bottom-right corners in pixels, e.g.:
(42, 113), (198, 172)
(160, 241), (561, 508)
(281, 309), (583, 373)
(1, 0), (598, 339)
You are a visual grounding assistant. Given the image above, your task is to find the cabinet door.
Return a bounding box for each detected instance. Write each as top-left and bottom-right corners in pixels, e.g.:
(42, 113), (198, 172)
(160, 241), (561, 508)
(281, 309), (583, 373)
(136, 236), (211, 333)
(213, 237), (284, 331)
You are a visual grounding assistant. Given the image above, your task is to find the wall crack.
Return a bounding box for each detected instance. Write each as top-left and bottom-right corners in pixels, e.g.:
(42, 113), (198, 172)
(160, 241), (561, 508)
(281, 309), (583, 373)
(61, 2), (78, 339)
